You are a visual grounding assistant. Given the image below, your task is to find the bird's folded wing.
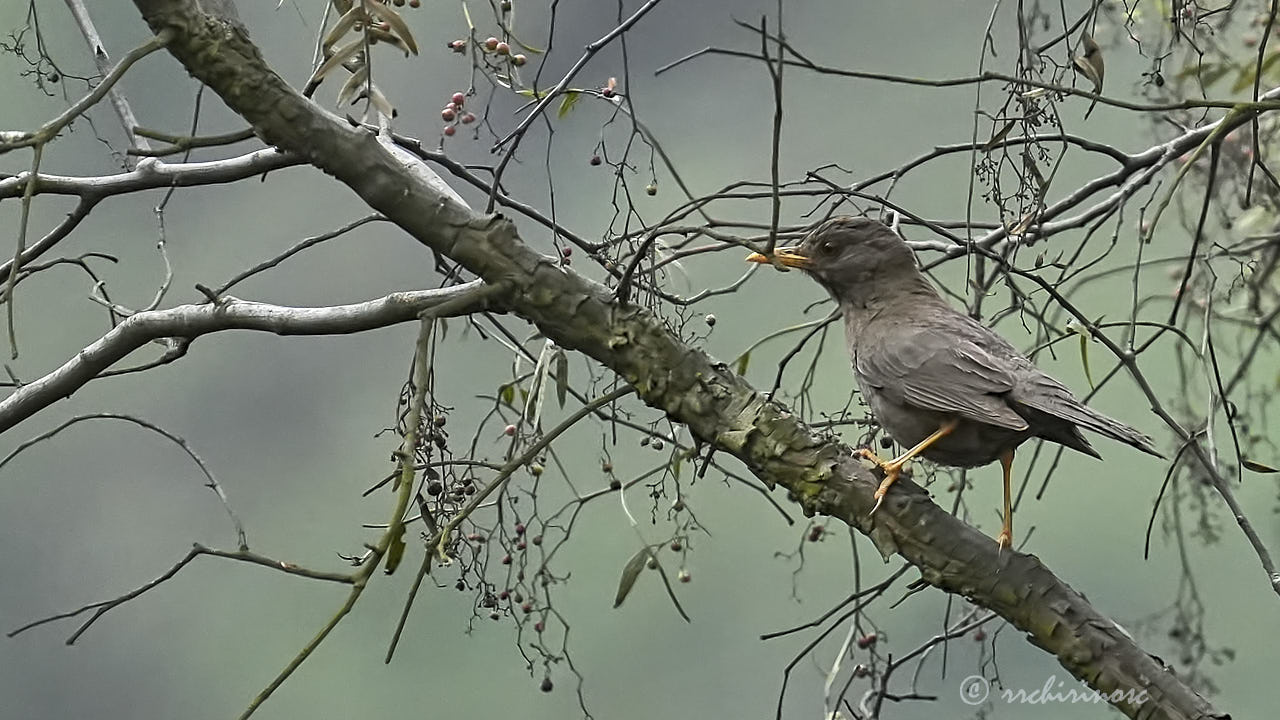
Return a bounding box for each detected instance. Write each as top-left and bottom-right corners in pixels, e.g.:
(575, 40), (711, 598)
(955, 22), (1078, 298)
(856, 328), (1029, 431)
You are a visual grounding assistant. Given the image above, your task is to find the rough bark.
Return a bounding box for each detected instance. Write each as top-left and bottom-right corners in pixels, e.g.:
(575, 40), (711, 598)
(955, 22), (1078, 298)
(123, 2), (1227, 718)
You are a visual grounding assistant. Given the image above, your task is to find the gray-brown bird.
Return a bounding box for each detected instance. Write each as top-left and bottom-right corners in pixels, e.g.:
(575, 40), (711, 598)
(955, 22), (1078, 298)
(747, 216), (1162, 549)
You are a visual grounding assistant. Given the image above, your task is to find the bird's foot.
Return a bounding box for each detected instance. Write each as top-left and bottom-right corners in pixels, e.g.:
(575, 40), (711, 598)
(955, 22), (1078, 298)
(996, 528), (1012, 553)
(868, 464), (902, 516)
(854, 447), (887, 466)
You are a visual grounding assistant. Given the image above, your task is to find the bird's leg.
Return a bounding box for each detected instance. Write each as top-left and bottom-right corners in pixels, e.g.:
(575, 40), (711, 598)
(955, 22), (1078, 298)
(997, 449), (1015, 551)
(865, 418), (959, 515)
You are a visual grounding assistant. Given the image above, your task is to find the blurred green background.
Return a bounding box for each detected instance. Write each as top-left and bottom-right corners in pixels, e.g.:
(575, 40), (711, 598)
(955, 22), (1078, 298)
(1, 2), (1276, 719)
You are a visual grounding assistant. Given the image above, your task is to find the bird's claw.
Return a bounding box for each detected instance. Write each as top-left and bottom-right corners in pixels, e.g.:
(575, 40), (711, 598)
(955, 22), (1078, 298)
(869, 493), (886, 516)
(867, 466), (900, 517)
(854, 447), (886, 466)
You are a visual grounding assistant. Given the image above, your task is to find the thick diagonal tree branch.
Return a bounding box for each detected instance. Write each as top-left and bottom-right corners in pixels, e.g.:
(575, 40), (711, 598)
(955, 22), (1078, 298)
(122, 2), (1224, 718)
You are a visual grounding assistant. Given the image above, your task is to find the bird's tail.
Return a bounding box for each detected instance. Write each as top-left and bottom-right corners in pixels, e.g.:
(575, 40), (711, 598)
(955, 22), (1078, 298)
(1074, 405), (1163, 458)
(1039, 398), (1164, 459)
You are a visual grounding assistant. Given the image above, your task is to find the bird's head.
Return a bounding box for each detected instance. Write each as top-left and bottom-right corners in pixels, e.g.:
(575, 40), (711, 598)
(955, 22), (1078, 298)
(747, 216), (922, 304)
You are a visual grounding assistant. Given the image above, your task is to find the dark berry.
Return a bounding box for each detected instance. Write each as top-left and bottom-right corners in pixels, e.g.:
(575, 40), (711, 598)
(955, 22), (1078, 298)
(540, 677), (553, 693)
(590, 155), (602, 166)
(452, 92), (466, 106)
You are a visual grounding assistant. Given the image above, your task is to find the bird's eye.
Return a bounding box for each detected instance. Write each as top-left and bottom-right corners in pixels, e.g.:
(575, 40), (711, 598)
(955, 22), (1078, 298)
(819, 240), (838, 256)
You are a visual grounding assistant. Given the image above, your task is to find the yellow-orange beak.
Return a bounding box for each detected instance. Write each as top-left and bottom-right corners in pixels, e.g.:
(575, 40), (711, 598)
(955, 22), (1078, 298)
(745, 246), (811, 269)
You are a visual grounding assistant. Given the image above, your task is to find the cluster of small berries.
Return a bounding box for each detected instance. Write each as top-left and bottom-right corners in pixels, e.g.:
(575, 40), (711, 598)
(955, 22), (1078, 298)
(441, 91), (475, 137)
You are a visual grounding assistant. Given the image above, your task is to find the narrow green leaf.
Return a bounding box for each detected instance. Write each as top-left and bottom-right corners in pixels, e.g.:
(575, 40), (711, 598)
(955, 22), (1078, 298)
(982, 119), (1017, 152)
(383, 533), (406, 574)
(367, 87), (396, 119)
(1066, 320), (1094, 389)
(1078, 332), (1094, 389)
(366, 1), (419, 55)
(500, 384), (515, 406)
(336, 64), (370, 106)
(554, 351), (569, 409)
(323, 5), (364, 51)
(734, 351), (750, 376)
(309, 37), (364, 87)
(558, 91), (581, 118)
(613, 547), (652, 608)
(1242, 459), (1278, 474)
(525, 340), (555, 430)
